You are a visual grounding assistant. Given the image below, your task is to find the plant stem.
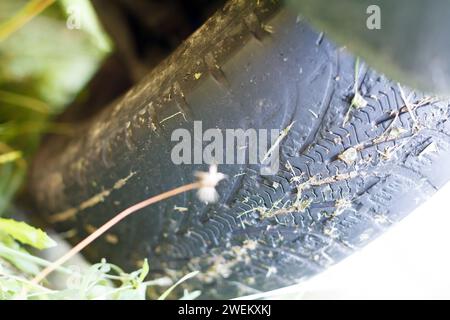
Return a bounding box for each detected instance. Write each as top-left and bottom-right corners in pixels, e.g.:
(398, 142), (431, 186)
(30, 181), (201, 285)
(0, 244), (72, 275)
(0, 270), (54, 293)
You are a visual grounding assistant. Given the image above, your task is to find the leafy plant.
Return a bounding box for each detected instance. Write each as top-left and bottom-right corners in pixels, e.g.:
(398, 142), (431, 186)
(0, 218), (199, 300)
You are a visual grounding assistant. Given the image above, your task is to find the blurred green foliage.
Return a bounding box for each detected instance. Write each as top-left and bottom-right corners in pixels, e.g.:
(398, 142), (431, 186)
(0, 0), (111, 215)
(0, 0), (113, 297)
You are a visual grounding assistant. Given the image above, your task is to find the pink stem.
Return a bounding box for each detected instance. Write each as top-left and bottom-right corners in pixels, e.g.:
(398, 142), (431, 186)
(31, 182), (201, 285)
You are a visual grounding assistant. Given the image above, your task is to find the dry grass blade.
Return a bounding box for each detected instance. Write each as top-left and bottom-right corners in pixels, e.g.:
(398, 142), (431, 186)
(0, 90), (49, 114)
(0, 0), (56, 42)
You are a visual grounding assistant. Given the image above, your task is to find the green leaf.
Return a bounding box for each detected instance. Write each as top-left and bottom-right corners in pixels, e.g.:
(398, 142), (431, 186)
(0, 151), (22, 164)
(138, 259), (149, 283)
(0, 218), (56, 249)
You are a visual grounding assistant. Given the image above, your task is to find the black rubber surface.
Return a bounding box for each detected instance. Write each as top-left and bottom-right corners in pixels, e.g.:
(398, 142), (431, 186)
(29, 0), (450, 299)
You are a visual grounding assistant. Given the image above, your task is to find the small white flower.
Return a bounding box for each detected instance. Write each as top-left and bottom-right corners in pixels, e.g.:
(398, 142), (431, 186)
(195, 165), (226, 203)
